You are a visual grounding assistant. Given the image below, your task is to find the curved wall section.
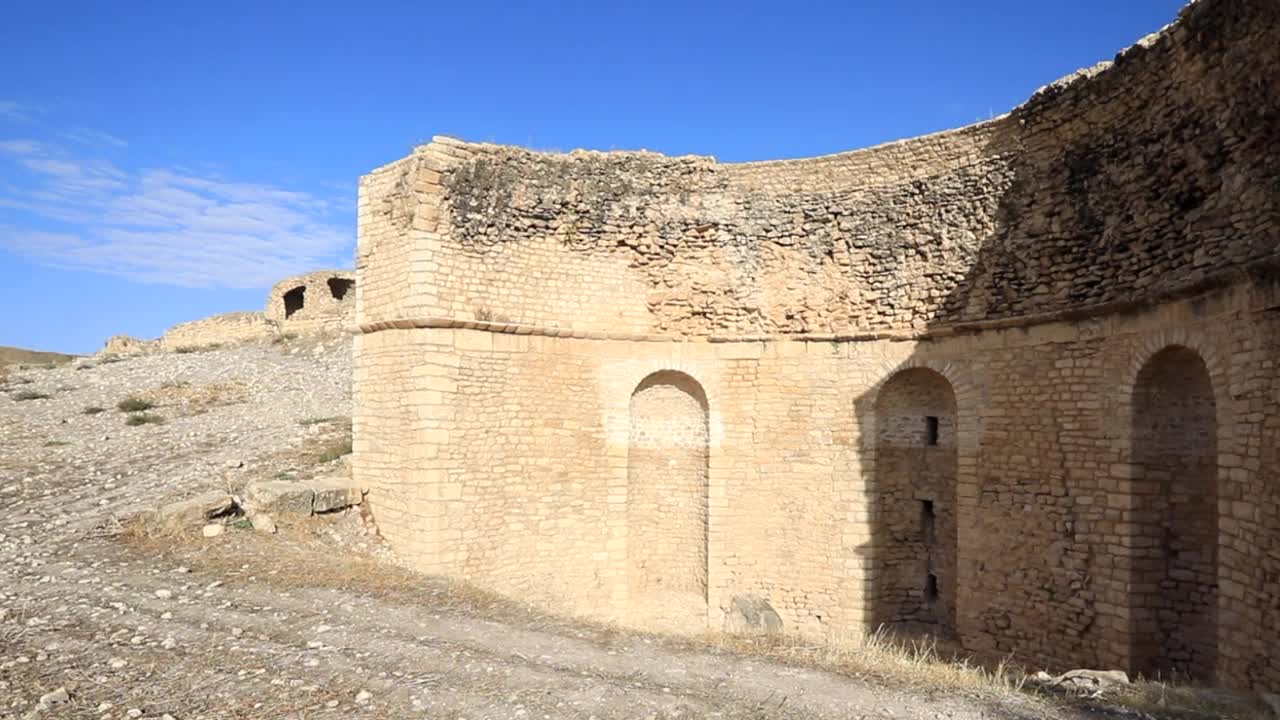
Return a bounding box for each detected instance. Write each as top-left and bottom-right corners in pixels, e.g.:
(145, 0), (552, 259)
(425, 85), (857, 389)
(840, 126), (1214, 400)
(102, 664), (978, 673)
(352, 0), (1280, 692)
(355, 0), (1277, 339)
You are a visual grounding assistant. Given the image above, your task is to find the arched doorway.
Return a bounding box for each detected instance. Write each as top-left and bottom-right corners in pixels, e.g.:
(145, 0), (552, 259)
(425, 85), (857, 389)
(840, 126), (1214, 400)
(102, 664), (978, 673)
(1130, 345), (1218, 682)
(872, 368), (958, 635)
(627, 371), (709, 627)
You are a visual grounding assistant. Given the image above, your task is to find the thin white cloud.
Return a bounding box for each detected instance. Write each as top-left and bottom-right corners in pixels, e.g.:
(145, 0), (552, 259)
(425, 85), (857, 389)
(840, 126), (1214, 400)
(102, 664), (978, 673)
(0, 101), (45, 122)
(62, 127), (128, 149)
(0, 139), (42, 155)
(0, 135), (352, 288)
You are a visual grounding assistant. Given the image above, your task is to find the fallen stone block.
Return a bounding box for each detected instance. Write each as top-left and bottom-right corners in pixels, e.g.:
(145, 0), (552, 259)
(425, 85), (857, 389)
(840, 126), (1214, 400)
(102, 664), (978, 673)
(1054, 669), (1129, 688)
(724, 594), (783, 635)
(146, 491), (235, 528)
(310, 476), (364, 513)
(243, 480), (314, 515)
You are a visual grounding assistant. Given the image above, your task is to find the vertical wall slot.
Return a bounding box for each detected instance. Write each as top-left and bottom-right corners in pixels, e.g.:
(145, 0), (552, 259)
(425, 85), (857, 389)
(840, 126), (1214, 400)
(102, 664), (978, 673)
(925, 416), (940, 445)
(925, 573), (939, 603)
(921, 499), (936, 543)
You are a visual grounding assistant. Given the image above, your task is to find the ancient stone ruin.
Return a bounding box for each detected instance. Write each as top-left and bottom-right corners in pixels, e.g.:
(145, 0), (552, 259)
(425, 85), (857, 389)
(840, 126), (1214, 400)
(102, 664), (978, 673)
(264, 270), (358, 332)
(101, 270), (356, 354)
(352, 0), (1279, 690)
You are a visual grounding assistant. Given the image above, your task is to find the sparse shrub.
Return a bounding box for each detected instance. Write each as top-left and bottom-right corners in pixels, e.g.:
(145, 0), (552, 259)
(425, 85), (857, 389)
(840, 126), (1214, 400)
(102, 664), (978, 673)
(173, 343), (221, 354)
(272, 333), (299, 344)
(43, 440), (70, 447)
(99, 355), (125, 364)
(12, 389), (51, 401)
(82, 405), (106, 415)
(314, 438), (353, 463)
(159, 379), (191, 389)
(116, 396), (155, 412)
(124, 412), (165, 426)
(76, 363), (95, 371)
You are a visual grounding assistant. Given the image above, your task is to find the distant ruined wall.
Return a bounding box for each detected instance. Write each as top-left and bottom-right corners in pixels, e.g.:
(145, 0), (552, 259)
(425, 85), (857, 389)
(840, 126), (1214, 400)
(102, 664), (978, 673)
(354, 0), (1280, 691)
(112, 270), (356, 354)
(160, 312), (278, 351)
(265, 270), (356, 334)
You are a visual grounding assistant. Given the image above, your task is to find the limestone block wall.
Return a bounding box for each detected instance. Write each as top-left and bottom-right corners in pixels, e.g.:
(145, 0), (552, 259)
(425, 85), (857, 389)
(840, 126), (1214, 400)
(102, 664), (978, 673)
(353, 0), (1280, 692)
(872, 368), (958, 635)
(355, 286), (1280, 688)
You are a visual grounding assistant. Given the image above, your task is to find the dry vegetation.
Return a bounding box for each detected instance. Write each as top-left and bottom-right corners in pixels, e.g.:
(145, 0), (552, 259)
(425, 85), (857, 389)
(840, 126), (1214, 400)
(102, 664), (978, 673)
(116, 516), (1273, 720)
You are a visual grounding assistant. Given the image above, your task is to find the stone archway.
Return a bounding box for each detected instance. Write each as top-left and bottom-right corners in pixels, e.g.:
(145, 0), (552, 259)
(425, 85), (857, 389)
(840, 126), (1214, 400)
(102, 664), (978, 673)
(1130, 345), (1218, 682)
(627, 370), (709, 627)
(871, 367), (958, 636)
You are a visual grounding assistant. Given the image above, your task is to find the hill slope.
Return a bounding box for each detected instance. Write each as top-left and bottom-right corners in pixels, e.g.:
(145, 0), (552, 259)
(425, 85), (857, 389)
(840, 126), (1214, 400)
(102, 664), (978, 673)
(0, 344), (78, 366)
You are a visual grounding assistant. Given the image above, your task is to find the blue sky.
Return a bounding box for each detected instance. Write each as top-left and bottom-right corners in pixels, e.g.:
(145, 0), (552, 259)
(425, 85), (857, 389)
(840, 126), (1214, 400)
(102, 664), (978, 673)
(1, 0), (1186, 354)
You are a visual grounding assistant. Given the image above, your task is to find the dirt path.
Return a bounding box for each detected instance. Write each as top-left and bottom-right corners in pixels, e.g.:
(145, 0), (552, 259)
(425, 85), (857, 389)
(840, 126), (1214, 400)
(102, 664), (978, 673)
(3, 528), (1097, 720)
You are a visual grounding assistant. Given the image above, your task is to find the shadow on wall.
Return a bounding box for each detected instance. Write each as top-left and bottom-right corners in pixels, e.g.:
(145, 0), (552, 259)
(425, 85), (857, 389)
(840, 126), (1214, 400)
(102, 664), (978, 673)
(849, 0), (1278, 686)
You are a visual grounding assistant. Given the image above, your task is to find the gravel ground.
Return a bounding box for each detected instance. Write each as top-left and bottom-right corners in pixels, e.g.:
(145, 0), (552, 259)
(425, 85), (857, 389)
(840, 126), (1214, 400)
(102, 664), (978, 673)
(0, 338), (1140, 720)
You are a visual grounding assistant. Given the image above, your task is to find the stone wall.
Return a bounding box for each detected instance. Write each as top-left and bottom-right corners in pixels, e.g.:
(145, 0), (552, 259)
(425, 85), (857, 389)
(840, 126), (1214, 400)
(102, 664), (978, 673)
(353, 0), (1280, 691)
(265, 269), (357, 334)
(160, 312), (277, 351)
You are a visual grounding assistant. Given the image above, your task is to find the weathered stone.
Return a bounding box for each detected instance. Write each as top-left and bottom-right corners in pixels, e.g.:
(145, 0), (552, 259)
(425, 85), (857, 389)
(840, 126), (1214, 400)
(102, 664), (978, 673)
(146, 491), (235, 528)
(310, 477), (364, 513)
(724, 595), (783, 635)
(243, 481), (314, 515)
(250, 513), (278, 534)
(38, 687), (69, 705)
(201, 523), (224, 538)
(1052, 669), (1130, 691)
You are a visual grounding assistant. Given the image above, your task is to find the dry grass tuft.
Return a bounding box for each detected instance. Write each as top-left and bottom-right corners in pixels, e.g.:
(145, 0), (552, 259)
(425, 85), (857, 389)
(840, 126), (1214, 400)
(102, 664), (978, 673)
(172, 343), (223, 354)
(12, 388), (52, 401)
(709, 627), (1029, 699)
(1106, 680), (1273, 720)
(125, 412), (165, 426)
(153, 380), (249, 415)
(116, 396), (156, 412)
